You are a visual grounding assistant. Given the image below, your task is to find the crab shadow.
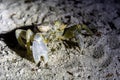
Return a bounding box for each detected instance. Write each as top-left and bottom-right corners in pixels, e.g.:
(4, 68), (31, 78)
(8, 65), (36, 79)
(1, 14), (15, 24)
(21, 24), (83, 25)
(0, 25), (36, 62)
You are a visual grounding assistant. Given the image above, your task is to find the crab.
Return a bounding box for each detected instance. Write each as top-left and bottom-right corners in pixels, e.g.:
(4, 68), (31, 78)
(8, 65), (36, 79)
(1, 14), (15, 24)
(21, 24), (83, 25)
(15, 20), (93, 66)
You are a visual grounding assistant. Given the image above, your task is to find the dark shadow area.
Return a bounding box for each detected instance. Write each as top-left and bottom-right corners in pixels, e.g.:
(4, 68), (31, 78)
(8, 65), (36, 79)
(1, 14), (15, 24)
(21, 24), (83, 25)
(0, 25), (36, 62)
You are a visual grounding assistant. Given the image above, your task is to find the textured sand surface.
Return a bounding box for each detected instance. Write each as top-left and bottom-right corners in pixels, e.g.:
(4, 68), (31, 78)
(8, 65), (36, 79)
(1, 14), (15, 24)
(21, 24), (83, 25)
(0, 0), (120, 80)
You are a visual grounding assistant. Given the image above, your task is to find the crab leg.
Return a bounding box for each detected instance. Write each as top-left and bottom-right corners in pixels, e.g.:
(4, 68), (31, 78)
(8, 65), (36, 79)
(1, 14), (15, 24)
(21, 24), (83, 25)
(81, 24), (93, 35)
(15, 29), (27, 48)
(26, 29), (34, 55)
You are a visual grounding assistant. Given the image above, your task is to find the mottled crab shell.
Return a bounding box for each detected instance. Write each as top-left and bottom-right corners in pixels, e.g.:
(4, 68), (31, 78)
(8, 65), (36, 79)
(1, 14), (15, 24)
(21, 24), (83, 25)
(32, 33), (48, 64)
(37, 22), (52, 32)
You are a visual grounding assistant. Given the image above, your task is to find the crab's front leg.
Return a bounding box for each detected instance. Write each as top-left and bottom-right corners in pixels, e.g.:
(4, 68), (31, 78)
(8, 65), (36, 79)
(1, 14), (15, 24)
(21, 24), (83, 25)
(26, 29), (34, 55)
(15, 29), (34, 54)
(15, 29), (27, 48)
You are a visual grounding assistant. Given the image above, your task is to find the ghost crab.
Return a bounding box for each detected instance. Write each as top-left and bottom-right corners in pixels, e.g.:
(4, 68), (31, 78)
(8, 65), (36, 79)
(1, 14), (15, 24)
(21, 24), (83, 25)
(15, 20), (93, 66)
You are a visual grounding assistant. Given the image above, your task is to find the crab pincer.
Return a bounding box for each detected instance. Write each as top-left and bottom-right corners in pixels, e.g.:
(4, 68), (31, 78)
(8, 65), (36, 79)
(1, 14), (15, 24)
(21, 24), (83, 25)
(32, 33), (48, 65)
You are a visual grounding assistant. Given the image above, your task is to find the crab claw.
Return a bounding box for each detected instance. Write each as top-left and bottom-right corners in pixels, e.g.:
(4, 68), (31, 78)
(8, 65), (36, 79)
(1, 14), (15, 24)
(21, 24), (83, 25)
(32, 33), (48, 65)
